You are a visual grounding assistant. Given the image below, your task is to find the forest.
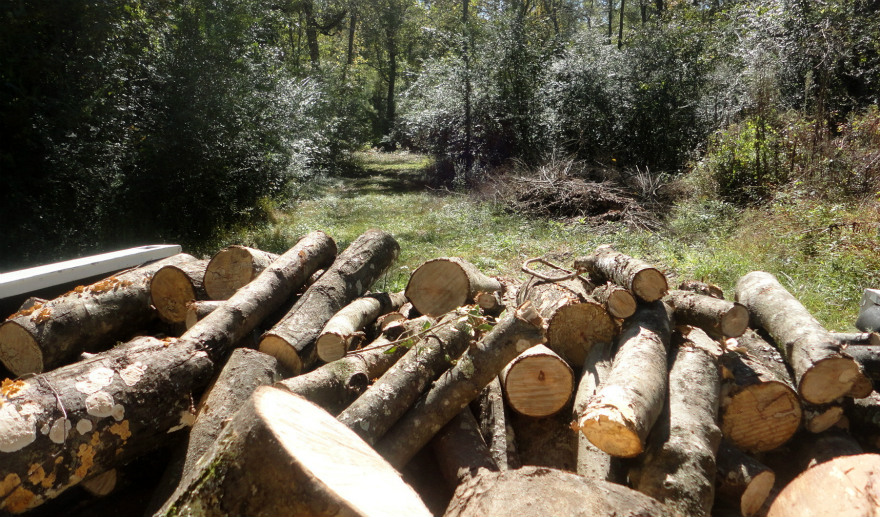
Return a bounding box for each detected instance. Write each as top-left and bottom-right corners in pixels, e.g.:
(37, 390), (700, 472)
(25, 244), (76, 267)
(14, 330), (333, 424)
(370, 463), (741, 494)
(1, 0), (879, 271)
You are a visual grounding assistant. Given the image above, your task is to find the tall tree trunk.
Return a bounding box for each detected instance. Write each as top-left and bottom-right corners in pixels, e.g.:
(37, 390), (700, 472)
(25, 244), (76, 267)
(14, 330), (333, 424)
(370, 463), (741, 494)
(462, 0), (473, 179)
(343, 11), (357, 80)
(618, 0), (625, 49)
(302, 0), (320, 68)
(608, 0), (614, 44)
(385, 39), (397, 140)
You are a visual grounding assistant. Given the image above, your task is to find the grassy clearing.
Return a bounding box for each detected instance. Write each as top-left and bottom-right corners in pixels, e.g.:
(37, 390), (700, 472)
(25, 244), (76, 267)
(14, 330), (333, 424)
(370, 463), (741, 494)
(210, 151), (880, 332)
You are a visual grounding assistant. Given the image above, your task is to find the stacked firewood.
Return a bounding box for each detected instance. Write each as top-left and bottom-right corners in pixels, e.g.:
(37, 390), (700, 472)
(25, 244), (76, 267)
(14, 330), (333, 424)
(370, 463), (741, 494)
(1, 230), (879, 517)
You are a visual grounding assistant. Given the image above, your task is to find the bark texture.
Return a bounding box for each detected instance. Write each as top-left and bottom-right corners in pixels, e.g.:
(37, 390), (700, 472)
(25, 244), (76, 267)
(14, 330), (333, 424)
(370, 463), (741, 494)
(842, 345), (880, 382)
(500, 344), (574, 418)
(405, 257), (503, 317)
(802, 401), (844, 433)
(591, 282), (636, 319)
(679, 279), (724, 299)
(0, 253), (196, 375)
(442, 466), (673, 517)
(832, 332), (880, 347)
(574, 246), (668, 302)
(715, 441), (775, 517)
(518, 276), (616, 367)
(719, 329), (802, 452)
(260, 229), (400, 374)
(315, 291), (406, 363)
(472, 378), (520, 471)
(509, 400), (578, 472)
(430, 409), (497, 487)
(150, 259), (210, 323)
(156, 387), (432, 517)
(577, 301), (673, 458)
(184, 300), (222, 329)
(766, 454), (880, 517)
(735, 271), (860, 404)
(629, 326), (723, 517)
(203, 245), (279, 300)
(375, 304), (545, 468)
(337, 311), (473, 445)
(664, 289), (748, 338)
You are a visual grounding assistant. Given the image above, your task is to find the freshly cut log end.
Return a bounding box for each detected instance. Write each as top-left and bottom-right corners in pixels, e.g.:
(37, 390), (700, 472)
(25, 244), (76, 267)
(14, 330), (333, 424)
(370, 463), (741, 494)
(742, 471), (775, 516)
(721, 381), (802, 452)
(767, 454), (880, 517)
(632, 268), (669, 303)
(0, 321), (42, 375)
(579, 413), (644, 458)
(721, 304), (750, 337)
(501, 344), (574, 418)
(799, 356), (861, 405)
(574, 246), (668, 302)
(259, 334), (303, 374)
(81, 469), (118, 497)
(545, 301), (616, 367)
(665, 289), (748, 338)
(715, 442), (775, 517)
(803, 403), (844, 433)
(159, 386), (432, 517)
(150, 260), (208, 323)
(315, 332), (350, 363)
(591, 283), (636, 320)
(204, 245), (279, 300)
(406, 258), (502, 317)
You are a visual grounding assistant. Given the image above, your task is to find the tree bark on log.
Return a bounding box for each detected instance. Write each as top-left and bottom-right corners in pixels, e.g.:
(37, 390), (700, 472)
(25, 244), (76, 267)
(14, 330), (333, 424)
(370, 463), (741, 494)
(0, 253), (197, 376)
(802, 401), (844, 433)
(847, 391), (880, 447)
(337, 311), (473, 445)
(274, 317), (431, 415)
(735, 271), (860, 404)
(430, 409), (497, 487)
(766, 454), (880, 517)
(442, 466), (672, 517)
(472, 377), (520, 471)
(184, 300), (223, 329)
(260, 229), (400, 374)
(591, 282), (636, 319)
(790, 428), (863, 472)
(405, 257), (503, 317)
(573, 245), (668, 302)
(629, 326), (723, 517)
(150, 259), (210, 324)
(577, 301), (673, 458)
(840, 345), (880, 382)
(679, 279), (725, 299)
(148, 348), (286, 515)
(715, 441), (775, 517)
(508, 400), (578, 472)
(315, 291), (406, 363)
(501, 344), (574, 418)
(719, 329), (802, 452)
(832, 332), (880, 347)
(0, 232), (335, 513)
(203, 245), (279, 300)
(375, 304), (545, 469)
(155, 387), (432, 517)
(664, 289), (749, 338)
(572, 340), (624, 482)
(517, 276), (616, 367)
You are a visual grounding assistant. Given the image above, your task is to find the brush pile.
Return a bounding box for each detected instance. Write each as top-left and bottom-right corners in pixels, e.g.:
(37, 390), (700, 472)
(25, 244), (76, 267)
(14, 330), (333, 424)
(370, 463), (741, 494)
(1, 230), (879, 517)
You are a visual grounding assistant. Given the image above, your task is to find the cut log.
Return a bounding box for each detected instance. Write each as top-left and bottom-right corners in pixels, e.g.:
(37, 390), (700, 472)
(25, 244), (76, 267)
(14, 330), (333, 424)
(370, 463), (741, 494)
(735, 271), (860, 404)
(0, 232), (336, 513)
(629, 326), (723, 517)
(517, 276), (616, 367)
(572, 340), (623, 482)
(260, 229), (400, 374)
(679, 279), (725, 299)
(791, 428), (864, 472)
(715, 441), (775, 517)
(150, 259), (210, 323)
(501, 344), (574, 418)
(803, 401), (844, 433)
(847, 390), (880, 447)
(840, 345), (880, 381)
(203, 245), (279, 300)
(405, 257), (503, 317)
(81, 469), (117, 497)
(766, 454), (880, 517)
(337, 311), (473, 445)
(719, 329), (802, 452)
(590, 282), (636, 319)
(0, 253), (196, 375)
(148, 348), (287, 515)
(832, 331), (880, 347)
(509, 400), (578, 472)
(442, 466), (672, 517)
(573, 245), (668, 302)
(184, 300), (223, 329)
(472, 377), (520, 471)
(664, 289), (749, 338)
(274, 317), (431, 415)
(577, 301), (672, 458)
(848, 364), (874, 398)
(315, 291), (406, 363)
(430, 409), (497, 487)
(155, 386), (432, 517)
(375, 304), (545, 468)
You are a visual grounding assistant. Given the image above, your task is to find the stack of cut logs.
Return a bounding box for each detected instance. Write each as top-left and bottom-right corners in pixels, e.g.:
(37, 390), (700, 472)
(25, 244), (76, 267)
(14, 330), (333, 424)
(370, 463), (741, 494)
(2, 230), (880, 517)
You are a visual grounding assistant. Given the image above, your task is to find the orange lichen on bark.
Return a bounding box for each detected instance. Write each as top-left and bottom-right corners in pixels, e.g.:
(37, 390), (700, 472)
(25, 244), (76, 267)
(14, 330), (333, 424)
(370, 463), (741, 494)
(3, 486), (36, 513)
(1, 379), (26, 398)
(74, 443), (96, 479)
(109, 420), (131, 441)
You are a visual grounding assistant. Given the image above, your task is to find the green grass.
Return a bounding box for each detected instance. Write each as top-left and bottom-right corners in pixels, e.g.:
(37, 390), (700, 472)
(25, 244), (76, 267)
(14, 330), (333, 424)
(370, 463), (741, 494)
(209, 151), (880, 332)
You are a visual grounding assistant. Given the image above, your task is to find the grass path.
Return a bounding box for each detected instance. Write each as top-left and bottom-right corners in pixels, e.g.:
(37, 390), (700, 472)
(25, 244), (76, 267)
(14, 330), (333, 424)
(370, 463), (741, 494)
(212, 151), (880, 331)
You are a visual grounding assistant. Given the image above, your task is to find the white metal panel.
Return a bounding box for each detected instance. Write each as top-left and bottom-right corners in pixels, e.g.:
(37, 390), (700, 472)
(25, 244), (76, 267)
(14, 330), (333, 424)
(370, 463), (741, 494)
(0, 245), (182, 299)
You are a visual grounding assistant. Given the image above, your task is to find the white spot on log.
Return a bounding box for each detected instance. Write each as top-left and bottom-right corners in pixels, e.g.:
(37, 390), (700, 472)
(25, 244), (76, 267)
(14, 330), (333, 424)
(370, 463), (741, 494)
(515, 339), (533, 353)
(85, 391), (116, 418)
(77, 419), (93, 435)
(49, 418), (72, 444)
(0, 404), (37, 452)
(359, 421), (370, 431)
(19, 403), (42, 417)
(111, 404), (125, 422)
(119, 363), (146, 387)
(76, 367), (115, 394)
(41, 423), (50, 435)
(167, 409), (197, 433)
